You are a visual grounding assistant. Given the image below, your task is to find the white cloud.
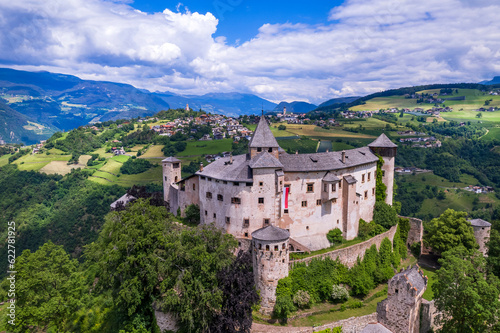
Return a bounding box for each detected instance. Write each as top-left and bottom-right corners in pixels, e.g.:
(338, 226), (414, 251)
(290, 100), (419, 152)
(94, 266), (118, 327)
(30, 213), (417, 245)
(1, 0), (500, 104)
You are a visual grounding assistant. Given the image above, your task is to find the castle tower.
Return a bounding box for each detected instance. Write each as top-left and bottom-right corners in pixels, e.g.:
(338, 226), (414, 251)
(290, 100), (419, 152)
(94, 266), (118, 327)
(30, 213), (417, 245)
(252, 226), (290, 314)
(162, 157), (181, 209)
(248, 115), (280, 159)
(468, 218), (492, 256)
(377, 265), (427, 333)
(368, 134), (397, 205)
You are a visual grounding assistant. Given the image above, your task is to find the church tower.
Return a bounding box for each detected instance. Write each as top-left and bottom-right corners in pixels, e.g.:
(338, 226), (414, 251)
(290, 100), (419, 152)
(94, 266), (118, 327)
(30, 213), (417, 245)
(368, 134), (397, 205)
(248, 115), (280, 159)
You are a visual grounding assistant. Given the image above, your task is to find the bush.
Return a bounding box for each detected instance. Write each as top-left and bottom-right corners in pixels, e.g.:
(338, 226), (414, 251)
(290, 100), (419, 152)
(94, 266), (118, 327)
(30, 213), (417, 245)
(327, 229), (343, 245)
(347, 300), (363, 309)
(278, 124), (287, 130)
(358, 219), (386, 240)
(292, 290), (311, 309)
(273, 295), (295, 322)
(184, 204), (200, 225)
(373, 201), (398, 229)
(331, 285), (349, 302)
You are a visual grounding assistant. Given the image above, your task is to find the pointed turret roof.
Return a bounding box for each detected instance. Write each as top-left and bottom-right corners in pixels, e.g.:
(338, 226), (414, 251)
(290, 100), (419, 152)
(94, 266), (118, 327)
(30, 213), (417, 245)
(252, 225), (290, 241)
(249, 115), (280, 148)
(368, 133), (397, 148)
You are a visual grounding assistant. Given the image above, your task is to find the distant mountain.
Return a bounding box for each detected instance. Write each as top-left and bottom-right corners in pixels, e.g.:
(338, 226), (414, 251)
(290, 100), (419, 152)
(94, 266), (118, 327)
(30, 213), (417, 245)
(0, 100), (57, 144)
(154, 92), (276, 117)
(479, 76), (500, 85)
(0, 68), (277, 144)
(273, 101), (317, 114)
(317, 96), (361, 108)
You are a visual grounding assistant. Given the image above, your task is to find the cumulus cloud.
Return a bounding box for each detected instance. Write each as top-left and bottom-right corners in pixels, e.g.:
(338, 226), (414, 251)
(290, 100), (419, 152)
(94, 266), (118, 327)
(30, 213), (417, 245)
(1, 0), (500, 104)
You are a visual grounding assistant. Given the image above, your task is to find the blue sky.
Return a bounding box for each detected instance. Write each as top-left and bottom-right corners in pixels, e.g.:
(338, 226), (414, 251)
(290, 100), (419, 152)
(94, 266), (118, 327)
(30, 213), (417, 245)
(0, 0), (499, 104)
(131, 0), (343, 45)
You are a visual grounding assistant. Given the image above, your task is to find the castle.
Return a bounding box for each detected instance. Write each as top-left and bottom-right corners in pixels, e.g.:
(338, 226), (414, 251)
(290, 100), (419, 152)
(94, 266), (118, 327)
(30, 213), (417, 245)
(162, 115), (397, 252)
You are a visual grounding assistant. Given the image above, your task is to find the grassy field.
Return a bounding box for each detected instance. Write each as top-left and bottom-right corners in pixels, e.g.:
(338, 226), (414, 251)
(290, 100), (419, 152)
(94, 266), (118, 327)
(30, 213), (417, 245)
(245, 123), (297, 137)
(421, 267), (437, 301)
(350, 96), (418, 111)
(140, 145), (165, 158)
(177, 139), (233, 156)
(40, 161), (86, 175)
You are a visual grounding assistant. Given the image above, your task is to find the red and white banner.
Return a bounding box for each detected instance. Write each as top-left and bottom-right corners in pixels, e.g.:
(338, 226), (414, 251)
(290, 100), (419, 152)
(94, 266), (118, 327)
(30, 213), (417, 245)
(282, 186), (289, 209)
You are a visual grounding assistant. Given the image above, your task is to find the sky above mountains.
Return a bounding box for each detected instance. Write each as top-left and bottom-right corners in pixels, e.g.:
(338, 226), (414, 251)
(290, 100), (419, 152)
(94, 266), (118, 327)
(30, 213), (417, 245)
(1, 0), (499, 104)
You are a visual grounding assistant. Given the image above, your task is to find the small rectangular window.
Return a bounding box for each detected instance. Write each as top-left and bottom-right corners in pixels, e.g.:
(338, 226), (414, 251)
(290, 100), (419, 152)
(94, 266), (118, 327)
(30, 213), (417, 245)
(274, 245), (279, 251)
(368, 172), (371, 181)
(173, 163), (179, 168)
(246, 182), (253, 186)
(244, 232), (249, 237)
(284, 209), (289, 214)
(382, 170), (386, 177)
(243, 218), (250, 226)
(264, 218), (270, 225)
(217, 194), (223, 201)
(223, 180), (227, 184)
(213, 213), (216, 218)
(266, 245), (269, 251)
(316, 199), (322, 206)
(268, 148), (273, 152)
(307, 183), (314, 193)
(205, 210), (207, 216)
(324, 184), (328, 192)
(258, 197), (264, 204)
(226, 217), (230, 224)
(332, 184), (336, 192)
(192, 184), (196, 190)
(259, 181), (264, 186)
(207, 178), (212, 182)
(372, 188), (375, 196)
(362, 174), (365, 183)
(206, 192), (212, 199)
(233, 182), (239, 186)
(231, 197), (241, 204)
(257, 147), (262, 152)
(201, 176), (206, 180)
(339, 179), (342, 189)
(364, 190), (368, 199)
(301, 201), (307, 207)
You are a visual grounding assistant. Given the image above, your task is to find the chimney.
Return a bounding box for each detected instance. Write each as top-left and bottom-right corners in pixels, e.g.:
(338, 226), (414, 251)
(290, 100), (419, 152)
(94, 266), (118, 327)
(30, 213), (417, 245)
(200, 162), (204, 172)
(230, 152), (233, 164)
(341, 150), (346, 163)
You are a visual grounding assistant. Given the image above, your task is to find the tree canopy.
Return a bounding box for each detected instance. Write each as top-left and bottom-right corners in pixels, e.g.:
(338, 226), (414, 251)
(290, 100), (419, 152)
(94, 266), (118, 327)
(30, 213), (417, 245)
(433, 246), (500, 332)
(424, 209), (478, 254)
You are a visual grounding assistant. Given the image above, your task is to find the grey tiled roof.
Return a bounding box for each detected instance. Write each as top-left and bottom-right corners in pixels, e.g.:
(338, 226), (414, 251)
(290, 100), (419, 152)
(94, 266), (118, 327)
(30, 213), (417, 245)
(278, 147), (378, 172)
(162, 156), (181, 163)
(361, 323), (393, 333)
(469, 218), (492, 227)
(344, 175), (357, 184)
(249, 116), (280, 148)
(252, 225), (290, 241)
(323, 172), (340, 182)
(393, 265), (427, 295)
(249, 152), (284, 169)
(196, 154), (252, 182)
(368, 133), (398, 148)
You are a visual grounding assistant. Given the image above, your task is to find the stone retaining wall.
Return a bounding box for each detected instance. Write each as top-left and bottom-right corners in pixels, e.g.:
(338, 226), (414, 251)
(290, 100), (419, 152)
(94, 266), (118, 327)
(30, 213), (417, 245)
(290, 225), (398, 269)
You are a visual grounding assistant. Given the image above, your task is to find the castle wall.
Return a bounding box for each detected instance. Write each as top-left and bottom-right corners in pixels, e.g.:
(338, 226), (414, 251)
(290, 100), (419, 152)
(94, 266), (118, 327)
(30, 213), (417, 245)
(252, 238), (289, 314)
(406, 217), (423, 250)
(420, 299), (442, 333)
(290, 225), (398, 269)
(175, 176), (200, 215)
(198, 168), (279, 239)
(472, 225), (490, 256)
(283, 163), (377, 247)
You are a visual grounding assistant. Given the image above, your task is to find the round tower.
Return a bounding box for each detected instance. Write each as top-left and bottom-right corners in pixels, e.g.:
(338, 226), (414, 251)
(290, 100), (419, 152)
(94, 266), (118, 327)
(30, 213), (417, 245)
(469, 218), (492, 256)
(368, 133), (397, 205)
(162, 156), (181, 207)
(252, 225), (290, 314)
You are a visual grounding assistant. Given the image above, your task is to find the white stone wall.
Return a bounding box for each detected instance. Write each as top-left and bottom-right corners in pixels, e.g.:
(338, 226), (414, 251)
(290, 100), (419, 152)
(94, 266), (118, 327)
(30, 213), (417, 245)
(382, 155), (395, 205)
(472, 225), (491, 256)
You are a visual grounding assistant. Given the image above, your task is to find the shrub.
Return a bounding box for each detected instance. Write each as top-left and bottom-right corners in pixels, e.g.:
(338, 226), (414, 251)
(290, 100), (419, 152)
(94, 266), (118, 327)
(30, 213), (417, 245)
(184, 204), (200, 225)
(327, 229), (343, 245)
(358, 219), (386, 240)
(292, 290), (311, 309)
(278, 124), (287, 130)
(331, 285), (349, 302)
(347, 300), (363, 309)
(373, 201), (398, 229)
(273, 295), (296, 322)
